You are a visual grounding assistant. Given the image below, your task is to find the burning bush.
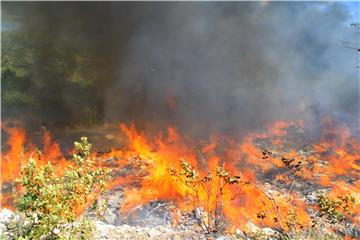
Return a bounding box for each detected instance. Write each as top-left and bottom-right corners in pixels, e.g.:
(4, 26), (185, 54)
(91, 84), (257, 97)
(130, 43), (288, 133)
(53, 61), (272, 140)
(168, 159), (242, 233)
(3, 137), (112, 239)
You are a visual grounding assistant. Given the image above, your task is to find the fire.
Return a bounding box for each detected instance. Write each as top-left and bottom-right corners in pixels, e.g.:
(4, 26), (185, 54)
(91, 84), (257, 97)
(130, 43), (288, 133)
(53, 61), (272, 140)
(108, 119), (357, 231)
(118, 124), (201, 211)
(42, 130), (63, 163)
(1, 117), (359, 233)
(1, 126), (26, 183)
(0, 125), (71, 208)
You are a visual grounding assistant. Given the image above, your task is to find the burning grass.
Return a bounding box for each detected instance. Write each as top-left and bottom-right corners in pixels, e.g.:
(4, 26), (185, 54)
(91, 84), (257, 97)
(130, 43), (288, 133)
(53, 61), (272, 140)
(1, 118), (359, 238)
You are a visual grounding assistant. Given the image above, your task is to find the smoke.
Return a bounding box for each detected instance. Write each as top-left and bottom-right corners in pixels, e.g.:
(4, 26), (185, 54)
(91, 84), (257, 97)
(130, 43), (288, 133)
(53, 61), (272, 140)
(104, 2), (359, 136)
(2, 2), (359, 136)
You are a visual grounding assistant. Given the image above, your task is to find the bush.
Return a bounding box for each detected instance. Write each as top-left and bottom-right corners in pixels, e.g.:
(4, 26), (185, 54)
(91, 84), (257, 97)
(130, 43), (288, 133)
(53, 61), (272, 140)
(168, 159), (242, 233)
(4, 137), (111, 239)
(316, 193), (355, 224)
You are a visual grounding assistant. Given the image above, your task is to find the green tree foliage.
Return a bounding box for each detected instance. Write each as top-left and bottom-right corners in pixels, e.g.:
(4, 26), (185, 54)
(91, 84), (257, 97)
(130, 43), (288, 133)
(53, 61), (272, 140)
(1, 29), (108, 127)
(1, 32), (36, 118)
(4, 137), (112, 239)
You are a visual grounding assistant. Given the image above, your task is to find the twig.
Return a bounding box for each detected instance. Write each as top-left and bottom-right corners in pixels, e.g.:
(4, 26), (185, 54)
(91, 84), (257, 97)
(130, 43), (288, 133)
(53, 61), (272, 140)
(253, 182), (285, 231)
(216, 163), (225, 229)
(288, 176), (296, 197)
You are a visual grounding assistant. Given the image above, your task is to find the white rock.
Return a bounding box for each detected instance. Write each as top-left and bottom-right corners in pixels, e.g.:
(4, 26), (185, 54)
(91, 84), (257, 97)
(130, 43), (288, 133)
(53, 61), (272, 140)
(0, 208), (15, 237)
(148, 228), (161, 237)
(246, 222), (260, 232)
(53, 228), (60, 235)
(247, 222), (276, 237)
(262, 227), (276, 236)
(0, 208), (14, 223)
(235, 228), (246, 238)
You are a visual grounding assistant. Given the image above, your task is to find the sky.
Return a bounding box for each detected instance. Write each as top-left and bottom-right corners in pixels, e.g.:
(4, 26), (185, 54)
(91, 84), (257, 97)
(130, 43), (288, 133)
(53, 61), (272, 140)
(344, 1), (359, 22)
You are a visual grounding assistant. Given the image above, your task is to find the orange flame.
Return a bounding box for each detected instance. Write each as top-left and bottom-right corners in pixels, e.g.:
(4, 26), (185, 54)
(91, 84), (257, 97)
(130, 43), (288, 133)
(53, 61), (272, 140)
(1, 117), (359, 233)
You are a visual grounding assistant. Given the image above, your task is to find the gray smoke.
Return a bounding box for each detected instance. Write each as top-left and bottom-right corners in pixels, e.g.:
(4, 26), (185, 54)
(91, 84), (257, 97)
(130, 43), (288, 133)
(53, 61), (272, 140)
(104, 2), (359, 136)
(2, 2), (359, 136)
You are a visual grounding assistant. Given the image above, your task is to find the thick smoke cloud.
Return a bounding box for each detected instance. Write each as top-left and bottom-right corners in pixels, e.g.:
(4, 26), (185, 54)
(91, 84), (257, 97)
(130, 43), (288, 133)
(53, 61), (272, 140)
(104, 2), (359, 135)
(2, 2), (359, 136)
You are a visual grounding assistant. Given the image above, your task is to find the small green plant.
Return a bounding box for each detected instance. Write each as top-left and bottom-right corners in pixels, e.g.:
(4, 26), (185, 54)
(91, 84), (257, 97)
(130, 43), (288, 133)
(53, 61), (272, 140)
(316, 193), (355, 224)
(4, 137), (112, 239)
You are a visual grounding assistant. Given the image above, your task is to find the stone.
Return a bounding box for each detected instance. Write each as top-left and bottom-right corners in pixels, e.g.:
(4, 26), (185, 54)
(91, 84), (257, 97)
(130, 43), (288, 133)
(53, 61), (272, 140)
(235, 228), (246, 239)
(0, 208), (15, 236)
(261, 227), (276, 236)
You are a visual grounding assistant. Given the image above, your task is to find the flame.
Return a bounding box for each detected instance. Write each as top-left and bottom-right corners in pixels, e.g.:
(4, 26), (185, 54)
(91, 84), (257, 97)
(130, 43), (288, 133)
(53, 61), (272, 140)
(1, 126), (26, 183)
(42, 130), (62, 163)
(0, 126), (71, 208)
(1, 117), (359, 234)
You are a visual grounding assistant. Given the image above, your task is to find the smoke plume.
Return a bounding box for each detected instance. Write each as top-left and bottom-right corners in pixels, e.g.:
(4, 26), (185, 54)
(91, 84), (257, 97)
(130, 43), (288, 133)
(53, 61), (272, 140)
(2, 2), (359, 136)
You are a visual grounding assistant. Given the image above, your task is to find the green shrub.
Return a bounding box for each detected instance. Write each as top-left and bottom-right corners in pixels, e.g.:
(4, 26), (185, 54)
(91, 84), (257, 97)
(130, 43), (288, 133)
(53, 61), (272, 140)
(4, 137), (111, 239)
(316, 193), (355, 224)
